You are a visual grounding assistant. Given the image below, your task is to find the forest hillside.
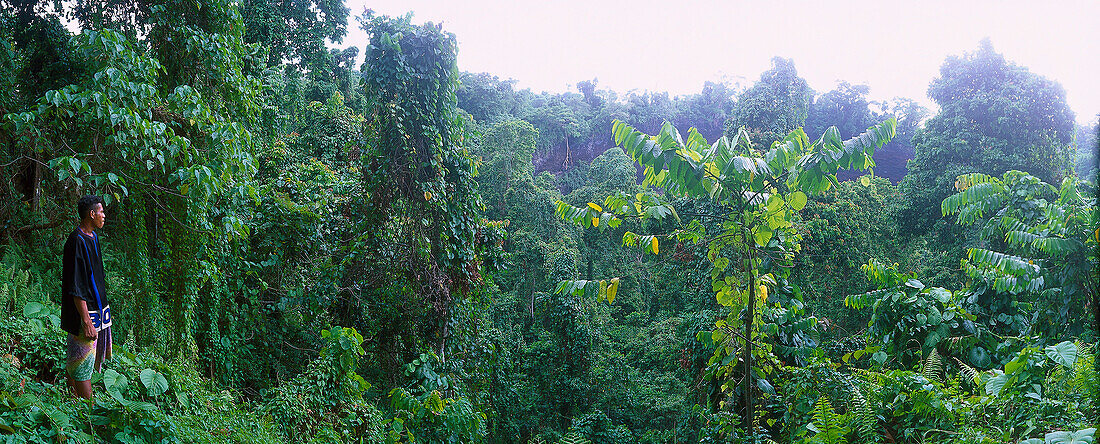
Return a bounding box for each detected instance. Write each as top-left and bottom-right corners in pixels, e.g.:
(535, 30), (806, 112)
(0, 2), (1097, 443)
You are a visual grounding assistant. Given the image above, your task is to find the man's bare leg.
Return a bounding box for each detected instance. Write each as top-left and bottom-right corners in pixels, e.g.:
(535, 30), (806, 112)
(69, 378), (92, 399)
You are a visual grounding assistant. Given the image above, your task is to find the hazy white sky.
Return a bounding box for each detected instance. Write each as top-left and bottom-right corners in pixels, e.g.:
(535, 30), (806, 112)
(340, 0), (1099, 125)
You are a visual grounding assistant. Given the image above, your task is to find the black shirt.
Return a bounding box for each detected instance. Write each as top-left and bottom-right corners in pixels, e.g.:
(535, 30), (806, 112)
(60, 229), (108, 336)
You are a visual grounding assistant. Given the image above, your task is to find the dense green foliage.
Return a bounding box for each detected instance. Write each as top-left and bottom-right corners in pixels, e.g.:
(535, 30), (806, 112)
(899, 39), (1077, 234)
(0, 2), (1096, 443)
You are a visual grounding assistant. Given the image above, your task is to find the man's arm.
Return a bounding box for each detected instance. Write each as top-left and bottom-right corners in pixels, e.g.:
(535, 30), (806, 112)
(63, 235), (96, 339)
(72, 295), (96, 339)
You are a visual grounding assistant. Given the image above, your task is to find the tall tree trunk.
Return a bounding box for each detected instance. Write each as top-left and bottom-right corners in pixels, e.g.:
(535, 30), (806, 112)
(741, 227), (755, 437)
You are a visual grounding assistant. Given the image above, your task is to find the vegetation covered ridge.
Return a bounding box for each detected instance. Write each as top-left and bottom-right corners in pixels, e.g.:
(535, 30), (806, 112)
(0, 1), (1097, 443)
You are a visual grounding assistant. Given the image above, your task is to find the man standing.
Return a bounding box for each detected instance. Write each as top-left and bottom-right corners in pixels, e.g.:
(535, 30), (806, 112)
(61, 195), (113, 398)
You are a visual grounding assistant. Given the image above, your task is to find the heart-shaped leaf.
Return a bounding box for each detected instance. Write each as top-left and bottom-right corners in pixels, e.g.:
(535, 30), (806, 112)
(103, 369), (127, 392)
(139, 368), (169, 397)
(1044, 341), (1078, 368)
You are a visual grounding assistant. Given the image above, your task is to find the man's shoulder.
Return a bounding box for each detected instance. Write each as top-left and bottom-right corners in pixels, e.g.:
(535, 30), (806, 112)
(64, 229), (84, 249)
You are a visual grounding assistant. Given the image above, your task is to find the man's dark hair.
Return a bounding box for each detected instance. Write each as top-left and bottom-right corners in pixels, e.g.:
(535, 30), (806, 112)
(77, 195), (105, 220)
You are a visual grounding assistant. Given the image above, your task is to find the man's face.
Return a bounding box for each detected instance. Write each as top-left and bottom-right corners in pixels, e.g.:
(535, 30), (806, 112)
(88, 203), (106, 229)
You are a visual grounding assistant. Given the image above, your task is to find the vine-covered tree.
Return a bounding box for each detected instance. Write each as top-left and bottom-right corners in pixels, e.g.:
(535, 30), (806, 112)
(354, 11), (486, 382)
(239, 0), (350, 67)
(899, 40), (1077, 232)
(724, 57), (814, 150)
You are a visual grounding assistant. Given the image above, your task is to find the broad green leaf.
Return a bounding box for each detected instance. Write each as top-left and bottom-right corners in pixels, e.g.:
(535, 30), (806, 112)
(607, 278), (619, 304)
(766, 194), (783, 212)
(22, 302), (47, 318)
(1043, 428), (1096, 444)
(139, 368), (169, 397)
(1005, 359), (1025, 375)
(986, 371), (1010, 396)
(1044, 341), (1078, 368)
(754, 228), (772, 246)
(425, 390), (444, 413)
(103, 369), (127, 392)
(926, 287), (951, 304)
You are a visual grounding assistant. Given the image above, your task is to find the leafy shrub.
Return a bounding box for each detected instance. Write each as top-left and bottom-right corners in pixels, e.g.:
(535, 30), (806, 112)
(868, 370), (957, 442)
(1, 304), (65, 381)
(846, 260), (975, 369)
(0, 253), (64, 381)
(0, 361), (95, 442)
(384, 388), (486, 443)
(264, 326), (383, 441)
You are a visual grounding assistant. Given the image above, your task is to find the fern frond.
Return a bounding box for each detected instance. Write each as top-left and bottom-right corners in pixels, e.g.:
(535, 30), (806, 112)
(846, 379), (877, 443)
(809, 396), (849, 444)
(942, 173), (1006, 220)
(839, 118), (896, 168)
(844, 288), (891, 310)
(965, 248), (1040, 277)
(799, 119), (895, 182)
(1071, 342), (1099, 404)
(954, 172), (998, 191)
(1032, 236), (1080, 256)
(953, 357), (982, 388)
(557, 433), (592, 444)
(922, 348), (943, 383)
(1004, 229), (1040, 247)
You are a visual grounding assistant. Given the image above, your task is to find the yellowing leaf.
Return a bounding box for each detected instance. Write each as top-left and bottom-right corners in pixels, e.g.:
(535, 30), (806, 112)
(587, 202), (603, 212)
(860, 175), (871, 186)
(788, 191), (808, 211)
(754, 228), (772, 246)
(426, 391), (444, 413)
(651, 237), (659, 254)
(607, 278), (619, 304)
(592, 216), (599, 227)
(424, 191), (432, 201)
(758, 284), (768, 300)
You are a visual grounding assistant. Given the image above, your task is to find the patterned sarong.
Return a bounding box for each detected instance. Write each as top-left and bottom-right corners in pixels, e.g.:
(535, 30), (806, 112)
(65, 326), (112, 381)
